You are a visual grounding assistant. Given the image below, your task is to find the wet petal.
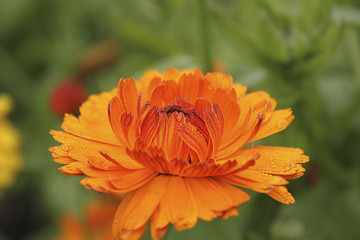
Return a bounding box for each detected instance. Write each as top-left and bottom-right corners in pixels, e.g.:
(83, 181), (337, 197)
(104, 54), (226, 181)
(252, 109), (294, 141)
(113, 175), (170, 239)
(179, 123), (208, 162)
(187, 177), (249, 221)
(248, 146), (309, 177)
(151, 176), (197, 235)
(118, 77), (139, 115)
(178, 73), (200, 102)
(267, 186), (295, 205)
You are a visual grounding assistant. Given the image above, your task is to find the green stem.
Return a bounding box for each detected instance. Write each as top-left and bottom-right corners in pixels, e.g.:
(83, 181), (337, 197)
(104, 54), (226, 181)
(199, 0), (211, 72)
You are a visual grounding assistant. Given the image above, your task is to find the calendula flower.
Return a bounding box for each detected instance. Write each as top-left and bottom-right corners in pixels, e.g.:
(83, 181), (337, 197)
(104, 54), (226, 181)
(50, 68), (309, 240)
(56, 199), (117, 240)
(0, 94), (22, 194)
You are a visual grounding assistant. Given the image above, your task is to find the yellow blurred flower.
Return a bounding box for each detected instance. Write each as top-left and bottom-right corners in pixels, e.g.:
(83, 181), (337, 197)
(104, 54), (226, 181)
(0, 94), (22, 194)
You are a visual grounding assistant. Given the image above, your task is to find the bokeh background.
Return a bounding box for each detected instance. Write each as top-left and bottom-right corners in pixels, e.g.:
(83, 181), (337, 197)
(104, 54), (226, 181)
(1, 0), (360, 239)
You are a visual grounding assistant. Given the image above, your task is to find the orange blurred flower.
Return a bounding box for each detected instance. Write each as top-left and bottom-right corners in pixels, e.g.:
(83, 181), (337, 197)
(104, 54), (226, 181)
(56, 199), (117, 240)
(50, 68), (309, 240)
(77, 39), (119, 77)
(211, 59), (227, 73)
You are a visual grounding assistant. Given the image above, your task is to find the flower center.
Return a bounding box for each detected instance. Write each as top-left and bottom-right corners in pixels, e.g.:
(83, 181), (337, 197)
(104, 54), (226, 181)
(160, 103), (191, 117)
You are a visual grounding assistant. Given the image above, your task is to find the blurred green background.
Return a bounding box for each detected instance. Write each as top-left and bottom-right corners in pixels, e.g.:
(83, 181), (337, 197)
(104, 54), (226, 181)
(1, 0), (360, 239)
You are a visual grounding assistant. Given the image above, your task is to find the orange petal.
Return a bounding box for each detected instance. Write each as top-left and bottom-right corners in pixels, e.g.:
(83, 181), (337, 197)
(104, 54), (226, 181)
(109, 169), (157, 194)
(108, 96), (133, 147)
(129, 148), (169, 174)
(232, 82), (247, 97)
(151, 222), (168, 240)
(267, 186), (295, 205)
(218, 146), (291, 193)
(194, 98), (212, 114)
(86, 154), (128, 171)
(187, 109), (209, 142)
(248, 146), (309, 177)
(163, 68), (194, 82)
(218, 207), (239, 219)
(252, 109), (294, 141)
(57, 158), (151, 194)
(150, 80), (178, 107)
(182, 147), (257, 177)
(137, 70), (162, 99)
(162, 68), (182, 81)
(69, 155), (156, 194)
(236, 169), (289, 186)
(234, 91), (274, 132)
(118, 77), (139, 115)
(204, 72), (233, 90)
(218, 145), (307, 203)
(59, 161), (86, 176)
(150, 84), (165, 107)
(114, 222), (147, 240)
(202, 105), (223, 157)
(216, 107), (263, 159)
(163, 80), (178, 104)
(238, 91), (276, 110)
(49, 131), (142, 169)
(145, 77), (162, 102)
(80, 177), (119, 194)
(164, 112), (186, 160)
(178, 73), (200, 102)
(76, 88), (118, 142)
(130, 146), (256, 178)
(61, 113), (118, 145)
(50, 130), (119, 152)
(217, 174), (273, 193)
(187, 177), (249, 221)
(49, 145), (76, 164)
(179, 123), (208, 162)
(140, 106), (161, 144)
(151, 176), (197, 235)
(113, 175), (170, 239)
(214, 95), (239, 141)
(150, 112), (167, 149)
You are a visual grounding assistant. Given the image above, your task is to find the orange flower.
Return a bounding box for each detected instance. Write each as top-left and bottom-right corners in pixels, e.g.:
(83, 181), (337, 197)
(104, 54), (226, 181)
(56, 199), (117, 240)
(50, 68), (309, 240)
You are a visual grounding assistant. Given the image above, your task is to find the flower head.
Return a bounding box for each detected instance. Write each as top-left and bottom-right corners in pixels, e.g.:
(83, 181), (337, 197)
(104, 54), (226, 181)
(50, 68), (309, 240)
(0, 94), (22, 194)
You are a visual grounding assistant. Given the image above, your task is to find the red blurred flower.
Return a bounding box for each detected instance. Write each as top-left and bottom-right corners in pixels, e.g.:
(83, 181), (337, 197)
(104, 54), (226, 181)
(50, 79), (86, 116)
